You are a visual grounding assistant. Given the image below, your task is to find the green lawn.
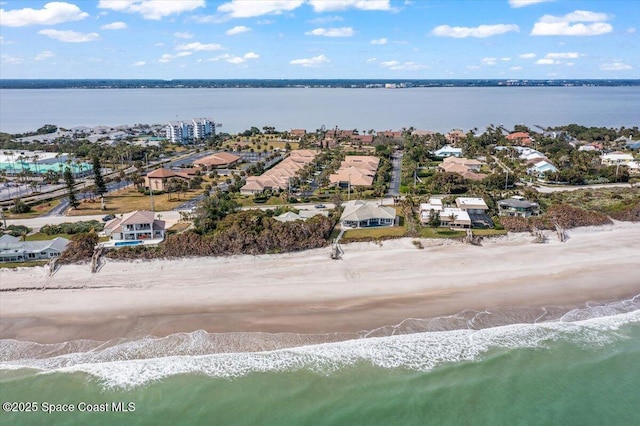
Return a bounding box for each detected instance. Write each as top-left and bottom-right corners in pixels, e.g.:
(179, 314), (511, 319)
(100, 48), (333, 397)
(0, 260), (48, 269)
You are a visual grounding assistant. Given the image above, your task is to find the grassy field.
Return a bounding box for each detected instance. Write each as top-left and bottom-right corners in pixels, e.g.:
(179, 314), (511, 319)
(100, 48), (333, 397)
(3, 199), (61, 219)
(66, 188), (203, 216)
(0, 260), (48, 269)
(333, 224), (507, 243)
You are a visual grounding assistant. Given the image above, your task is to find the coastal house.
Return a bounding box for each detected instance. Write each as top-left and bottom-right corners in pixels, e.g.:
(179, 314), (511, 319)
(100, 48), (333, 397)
(419, 197), (491, 228)
(340, 200), (396, 228)
(0, 235), (69, 263)
(193, 152), (241, 169)
(506, 132), (533, 146)
(102, 210), (166, 247)
(419, 199), (471, 229)
(601, 152), (634, 166)
(498, 196), (540, 218)
(144, 168), (194, 192)
(527, 160), (558, 179)
(439, 157), (484, 181)
(456, 197), (493, 228)
(446, 129), (466, 145)
(433, 145), (462, 158)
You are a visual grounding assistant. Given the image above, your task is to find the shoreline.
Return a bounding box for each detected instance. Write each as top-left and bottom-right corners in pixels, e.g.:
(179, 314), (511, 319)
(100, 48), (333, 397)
(1, 222), (639, 346)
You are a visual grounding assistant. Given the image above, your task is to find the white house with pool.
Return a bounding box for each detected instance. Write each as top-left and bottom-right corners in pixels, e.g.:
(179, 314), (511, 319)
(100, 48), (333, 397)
(101, 210), (166, 248)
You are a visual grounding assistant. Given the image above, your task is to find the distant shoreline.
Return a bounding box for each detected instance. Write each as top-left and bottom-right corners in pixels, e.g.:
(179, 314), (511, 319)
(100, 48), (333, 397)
(1, 78), (640, 90)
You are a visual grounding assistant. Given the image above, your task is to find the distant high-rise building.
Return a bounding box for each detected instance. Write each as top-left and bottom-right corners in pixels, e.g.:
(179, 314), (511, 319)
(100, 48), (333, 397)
(192, 118), (216, 141)
(166, 118), (215, 143)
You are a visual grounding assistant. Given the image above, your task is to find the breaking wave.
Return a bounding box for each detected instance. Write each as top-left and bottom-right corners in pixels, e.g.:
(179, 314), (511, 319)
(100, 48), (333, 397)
(1, 296), (639, 389)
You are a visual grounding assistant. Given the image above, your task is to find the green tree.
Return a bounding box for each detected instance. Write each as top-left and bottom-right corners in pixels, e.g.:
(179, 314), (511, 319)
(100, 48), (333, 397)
(92, 156), (107, 196)
(64, 167), (80, 209)
(193, 191), (240, 233)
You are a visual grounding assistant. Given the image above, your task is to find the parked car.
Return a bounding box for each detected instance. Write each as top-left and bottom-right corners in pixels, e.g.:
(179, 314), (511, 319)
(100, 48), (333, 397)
(102, 214), (115, 222)
(314, 204), (326, 209)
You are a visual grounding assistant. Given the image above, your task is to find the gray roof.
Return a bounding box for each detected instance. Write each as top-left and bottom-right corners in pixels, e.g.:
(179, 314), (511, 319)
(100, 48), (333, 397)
(340, 201), (396, 222)
(0, 236), (69, 253)
(498, 199), (539, 208)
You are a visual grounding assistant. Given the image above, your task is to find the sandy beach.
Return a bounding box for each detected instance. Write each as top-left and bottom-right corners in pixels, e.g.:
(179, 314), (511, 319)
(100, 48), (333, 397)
(1, 222), (639, 345)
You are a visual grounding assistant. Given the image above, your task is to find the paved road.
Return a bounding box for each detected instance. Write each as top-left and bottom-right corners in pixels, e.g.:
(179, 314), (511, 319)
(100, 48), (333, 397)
(388, 151), (403, 197)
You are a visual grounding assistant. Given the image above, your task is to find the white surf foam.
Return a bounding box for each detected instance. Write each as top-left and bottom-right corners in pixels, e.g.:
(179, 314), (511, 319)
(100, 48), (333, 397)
(2, 299), (639, 388)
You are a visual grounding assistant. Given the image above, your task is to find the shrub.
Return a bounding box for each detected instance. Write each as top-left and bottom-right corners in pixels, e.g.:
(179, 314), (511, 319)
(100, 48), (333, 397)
(10, 199), (31, 214)
(40, 220), (104, 235)
(58, 232), (99, 263)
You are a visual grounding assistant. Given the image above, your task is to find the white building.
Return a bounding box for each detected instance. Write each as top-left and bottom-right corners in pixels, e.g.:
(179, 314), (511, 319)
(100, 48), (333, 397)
(192, 118), (216, 141)
(0, 235), (69, 263)
(340, 200), (396, 228)
(601, 152), (634, 166)
(166, 118), (215, 144)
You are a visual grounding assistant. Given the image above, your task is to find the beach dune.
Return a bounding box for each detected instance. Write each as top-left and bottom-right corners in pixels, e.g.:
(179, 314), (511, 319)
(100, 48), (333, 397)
(1, 222), (639, 344)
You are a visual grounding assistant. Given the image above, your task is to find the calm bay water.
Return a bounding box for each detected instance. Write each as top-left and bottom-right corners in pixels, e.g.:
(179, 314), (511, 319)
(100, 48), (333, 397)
(1, 299), (639, 425)
(1, 86), (639, 134)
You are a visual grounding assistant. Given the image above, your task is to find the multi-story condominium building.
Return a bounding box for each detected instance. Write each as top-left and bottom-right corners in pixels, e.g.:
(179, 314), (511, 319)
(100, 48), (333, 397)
(166, 118), (215, 144)
(192, 118), (216, 140)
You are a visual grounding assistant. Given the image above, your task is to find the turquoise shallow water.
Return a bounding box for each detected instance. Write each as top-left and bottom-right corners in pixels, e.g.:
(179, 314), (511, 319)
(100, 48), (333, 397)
(1, 302), (639, 425)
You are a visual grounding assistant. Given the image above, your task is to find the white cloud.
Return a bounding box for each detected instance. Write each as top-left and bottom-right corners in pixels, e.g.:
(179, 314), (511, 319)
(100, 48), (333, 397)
(290, 54), (330, 67)
(371, 38), (387, 45)
(305, 27), (355, 37)
(217, 0), (304, 18)
(133, 60), (146, 66)
(1, 54), (23, 64)
(38, 29), (99, 43)
(226, 25), (250, 35)
(154, 42), (164, 47)
(176, 42), (223, 52)
(380, 60), (426, 71)
(545, 52), (579, 59)
(519, 53), (536, 59)
(510, 66), (523, 71)
(366, 57), (377, 62)
(531, 10), (613, 36)
(0, 1), (88, 27)
(309, 15), (343, 25)
(600, 62), (632, 71)
(508, 0), (554, 8)
(627, 27), (636, 34)
(501, 57), (511, 61)
(536, 58), (557, 65)
(0, 35), (11, 45)
(432, 24), (519, 38)
(34, 50), (54, 60)
(101, 21), (127, 30)
(308, 0), (391, 12)
(174, 31), (193, 39)
(158, 51), (193, 63)
(98, 0), (205, 20)
(226, 56), (245, 64)
(243, 52), (259, 59)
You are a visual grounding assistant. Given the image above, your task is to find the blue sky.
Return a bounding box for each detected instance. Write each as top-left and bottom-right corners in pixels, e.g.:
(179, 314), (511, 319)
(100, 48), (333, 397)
(0, 0), (638, 79)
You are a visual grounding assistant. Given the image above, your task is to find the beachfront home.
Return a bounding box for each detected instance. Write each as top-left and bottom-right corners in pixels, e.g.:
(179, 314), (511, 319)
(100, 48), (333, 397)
(193, 152), (241, 169)
(340, 200), (396, 228)
(439, 157), (485, 181)
(102, 210), (166, 246)
(498, 196), (540, 218)
(433, 145), (462, 158)
(0, 235), (69, 263)
(419, 197), (491, 228)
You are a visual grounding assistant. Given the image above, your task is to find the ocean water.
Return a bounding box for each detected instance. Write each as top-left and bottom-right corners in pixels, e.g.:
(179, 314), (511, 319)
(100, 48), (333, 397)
(1, 297), (639, 425)
(1, 86), (639, 134)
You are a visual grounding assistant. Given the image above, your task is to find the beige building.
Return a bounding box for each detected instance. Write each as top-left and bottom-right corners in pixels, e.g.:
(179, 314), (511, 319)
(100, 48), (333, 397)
(240, 150), (317, 195)
(329, 156), (380, 188)
(194, 152), (241, 169)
